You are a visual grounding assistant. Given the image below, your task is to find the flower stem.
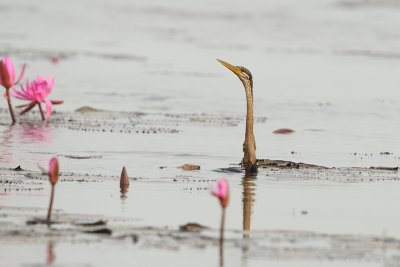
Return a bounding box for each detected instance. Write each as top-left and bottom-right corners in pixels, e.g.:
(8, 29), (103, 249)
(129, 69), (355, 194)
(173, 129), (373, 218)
(5, 89), (16, 124)
(47, 185), (55, 227)
(220, 207), (226, 246)
(38, 102), (45, 121)
(219, 207), (226, 267)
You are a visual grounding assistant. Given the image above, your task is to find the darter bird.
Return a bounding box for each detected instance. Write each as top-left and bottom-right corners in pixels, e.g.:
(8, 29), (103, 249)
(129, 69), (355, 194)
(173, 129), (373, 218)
(217, 59), (257, 174)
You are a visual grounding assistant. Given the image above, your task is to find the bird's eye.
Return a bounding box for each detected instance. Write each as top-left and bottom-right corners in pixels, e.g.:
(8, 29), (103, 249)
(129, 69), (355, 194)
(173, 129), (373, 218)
(242, 73), (249, 79)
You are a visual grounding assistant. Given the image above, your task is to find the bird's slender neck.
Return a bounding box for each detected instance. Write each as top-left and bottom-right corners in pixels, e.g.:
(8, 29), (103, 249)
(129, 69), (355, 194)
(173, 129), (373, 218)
(243, 80), (254, 138)
(242, 80), (257, 173)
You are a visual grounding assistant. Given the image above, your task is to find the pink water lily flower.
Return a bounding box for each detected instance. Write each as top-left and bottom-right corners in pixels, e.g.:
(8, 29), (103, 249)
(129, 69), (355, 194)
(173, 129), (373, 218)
(12, 76), (63, 121)
(211, 178), (229, 208)
(0, 56), (26, 124)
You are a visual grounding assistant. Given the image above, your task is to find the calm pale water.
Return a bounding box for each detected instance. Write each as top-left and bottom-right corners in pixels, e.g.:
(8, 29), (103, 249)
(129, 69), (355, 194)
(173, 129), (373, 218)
(1, 0), (400, 266)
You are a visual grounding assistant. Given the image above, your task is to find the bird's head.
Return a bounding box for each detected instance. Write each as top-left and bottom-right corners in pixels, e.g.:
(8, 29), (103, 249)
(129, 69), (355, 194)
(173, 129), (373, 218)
(217, 59), (253, 89)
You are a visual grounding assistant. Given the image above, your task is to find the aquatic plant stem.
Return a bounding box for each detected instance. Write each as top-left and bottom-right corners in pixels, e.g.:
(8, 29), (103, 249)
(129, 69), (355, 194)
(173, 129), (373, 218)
(219, 207), (226, 267)
(220, 207), (226, 246)
(5, 89), (16, 124)
(38, 102), (45, 121)
(47, 185), (55, 227)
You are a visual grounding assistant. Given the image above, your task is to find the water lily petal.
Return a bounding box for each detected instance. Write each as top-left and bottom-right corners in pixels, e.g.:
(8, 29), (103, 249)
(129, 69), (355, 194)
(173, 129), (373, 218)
(19, 102), (37, 115)
(47, 77), (55, 90)
(44, 99), (53, 118)
(14, 63), (26, 86)
(0, 62), (3, 86)
(51, 100), (64, 105)
(11, 83), (32, 100)
(34, 76), (54, 98)
(16, 103), (30, 108)
(43, 77), (54, 96)
(3, 57), (15, 82)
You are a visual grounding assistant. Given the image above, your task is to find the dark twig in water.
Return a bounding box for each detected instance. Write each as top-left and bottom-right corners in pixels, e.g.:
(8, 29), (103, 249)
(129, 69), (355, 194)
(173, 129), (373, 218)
(73, 220), (107, 227)
(12, 165), (24, 171)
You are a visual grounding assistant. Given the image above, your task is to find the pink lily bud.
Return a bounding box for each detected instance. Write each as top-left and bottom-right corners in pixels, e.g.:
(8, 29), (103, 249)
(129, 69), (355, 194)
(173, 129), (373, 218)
(0, 57), (15, 89)
(48, 157), (59, 186)
(120, 166), (129, 194)
(211, 178), (229, 208)
(0, 56), (25, 90)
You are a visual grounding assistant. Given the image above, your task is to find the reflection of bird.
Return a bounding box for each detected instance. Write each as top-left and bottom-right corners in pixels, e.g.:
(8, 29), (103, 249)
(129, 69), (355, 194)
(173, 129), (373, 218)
(241, 174), (256, 258)
(242, 175), (255, 236)
(218, 59), (257, 174)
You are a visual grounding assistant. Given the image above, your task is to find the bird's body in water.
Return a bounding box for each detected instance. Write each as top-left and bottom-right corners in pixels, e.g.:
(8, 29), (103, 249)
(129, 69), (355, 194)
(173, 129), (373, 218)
(217, 59), (258, 174)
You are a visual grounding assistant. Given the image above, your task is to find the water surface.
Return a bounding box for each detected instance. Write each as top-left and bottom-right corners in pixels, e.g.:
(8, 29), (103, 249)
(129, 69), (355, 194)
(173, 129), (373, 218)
(1, 0), (400, 266)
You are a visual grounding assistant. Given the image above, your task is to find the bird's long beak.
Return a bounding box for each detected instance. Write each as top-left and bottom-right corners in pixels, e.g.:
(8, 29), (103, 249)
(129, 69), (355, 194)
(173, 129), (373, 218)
(217, 59), (242, 77)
